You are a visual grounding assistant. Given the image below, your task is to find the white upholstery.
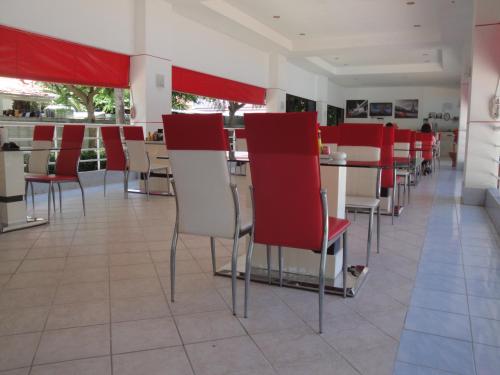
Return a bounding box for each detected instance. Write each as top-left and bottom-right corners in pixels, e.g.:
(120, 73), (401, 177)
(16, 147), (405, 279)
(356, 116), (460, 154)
(235, 138), (247, 152)
(28, 140), (52, 174)
(346, 196), (380, 208)
(125, 140), (149, 172)
(394, 142), (410, 158)
(169, 150), (238, 239)
(338, 145), (380, 198)
(415, 141), (422, 161)
(324, 143), (338, 153)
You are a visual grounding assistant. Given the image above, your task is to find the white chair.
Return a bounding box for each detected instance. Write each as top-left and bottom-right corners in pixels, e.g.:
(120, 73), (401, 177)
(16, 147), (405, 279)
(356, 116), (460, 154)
(162, 113), (252, 316)
(122, 126), (171, 199)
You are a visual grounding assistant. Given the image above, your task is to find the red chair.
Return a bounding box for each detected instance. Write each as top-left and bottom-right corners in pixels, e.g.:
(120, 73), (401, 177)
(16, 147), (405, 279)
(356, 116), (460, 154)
(163, 113), (251, 316)
(319, 126), (339, 153)
(243, 112), (350, 333)
(394, 129), (412, 206)
(101, 126), (127, 196)
(381, 127), (395, 224)
(25, 125), (85, 222)
(338, 124), (384, 260)
(25, 125), (55, 213)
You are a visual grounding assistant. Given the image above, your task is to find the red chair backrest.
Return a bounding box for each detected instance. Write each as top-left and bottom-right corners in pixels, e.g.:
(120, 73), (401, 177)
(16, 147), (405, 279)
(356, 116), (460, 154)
(55, 125), (85, 176)
(381, 127), (395, 188)
(410, 131), (417, 159)
(394, 129), (411, 143)
(416, 132), (433, 160)
(123, 126), (144, 141)
(245, 112), (324, 251)
(338, 124), (384, 151)
(319, 126), (339, 144)
(101, 126), (126, 171)
(235, 129), (246, 139)
(33, 125), (55, 141)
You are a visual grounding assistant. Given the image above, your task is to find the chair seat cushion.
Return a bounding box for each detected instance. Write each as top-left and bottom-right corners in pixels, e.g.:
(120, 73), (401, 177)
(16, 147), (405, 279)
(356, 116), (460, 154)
(25, 174), (78, 183)
(150, 163), (169, 171)
(328, 217), (350, 241)
(396, 169), (409, 176)
(239, 220), (252, 236)
(346, 196), (380, 208)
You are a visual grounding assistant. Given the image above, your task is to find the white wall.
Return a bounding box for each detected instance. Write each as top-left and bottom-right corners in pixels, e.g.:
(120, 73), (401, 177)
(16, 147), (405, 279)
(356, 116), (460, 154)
(342, 86), (460, 130)
(285, 63), (318, 101)
(327, 81), (346, 109)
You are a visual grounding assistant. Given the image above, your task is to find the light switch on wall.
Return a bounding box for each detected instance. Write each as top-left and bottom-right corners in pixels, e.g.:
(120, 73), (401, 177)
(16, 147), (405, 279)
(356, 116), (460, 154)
(156, 74), (165, 88)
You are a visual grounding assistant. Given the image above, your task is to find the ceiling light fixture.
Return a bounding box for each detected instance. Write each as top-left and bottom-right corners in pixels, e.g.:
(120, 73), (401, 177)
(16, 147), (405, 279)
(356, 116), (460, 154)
(413, 24), (421, 27)
(272, 15), (280, 19)
(406, 1), (415, 5)
(298, 33), (306, 36)
(423, 53), (429, 56)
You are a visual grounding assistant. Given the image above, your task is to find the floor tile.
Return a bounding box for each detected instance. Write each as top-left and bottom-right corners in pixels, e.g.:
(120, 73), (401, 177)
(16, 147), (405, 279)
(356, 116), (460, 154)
(393, 361), (461, 374)
(410, 288), (468, 315)
(34, 325), (110, 364)
(0, 306), (49, 336)
(46, 301), (109, 330)
(30, 356), (111, 375)
(113, 347), (193, 375)
(474, 343), (500, 375)
(0, 286), (56, 309)
(468, 296), (500, 320)
(54, 282), (108, 305)
(238, 303), (307, 335)
(0, 332), (40, 371)
(185, 336), (275, 375)
(112, 317), (181, 354)
(470, 316), (500, 347)
(111, 295), (170, 322)
(397, 330), (475, 375)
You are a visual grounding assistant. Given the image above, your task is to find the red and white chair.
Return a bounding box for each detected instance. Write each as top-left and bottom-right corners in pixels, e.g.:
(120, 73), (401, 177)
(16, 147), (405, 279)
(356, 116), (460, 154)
(338, 124), (383, 262)
(123, 126), (170, 199)
(233, 129), (247, 175)
(243, 112), (350, 333)
(25, 125), (85, 222)
(25, 125), (55, 213)
(101, 126), (127, 196)
(162, 113), (252, 316)
(394, 129), (412, 205)
(381, 126), (395, 224)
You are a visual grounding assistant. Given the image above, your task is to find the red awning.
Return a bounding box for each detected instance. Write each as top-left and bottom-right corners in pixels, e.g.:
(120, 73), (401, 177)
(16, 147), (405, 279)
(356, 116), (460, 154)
(172, 66), (266, 105)
(0, 25), (130, 88)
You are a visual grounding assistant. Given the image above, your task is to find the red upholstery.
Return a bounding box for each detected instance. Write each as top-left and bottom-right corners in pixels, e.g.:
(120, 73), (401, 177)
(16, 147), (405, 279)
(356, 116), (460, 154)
(123, 126), (144, 141)
(163, 114), (228, 151)
(328, 217), (351, 241)
(394, 129), (412, 143)
(245, 112), (348, 251)
(338, 124), (384, 148)
(101, 126), (126, 171)
(416, 132), (433, 161)
(381, 127), (395, 188)
(33, 125), (54, 141)
(55, 125), (85, 177)
(410, 131), (417, 159)
(319, 126), (339, 144)
(235, 129), (247, 139)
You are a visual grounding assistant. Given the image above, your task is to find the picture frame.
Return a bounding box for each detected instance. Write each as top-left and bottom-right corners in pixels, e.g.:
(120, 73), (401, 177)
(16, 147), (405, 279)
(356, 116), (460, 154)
(346, 100), (368, 118)
(395, 99), (419, 119)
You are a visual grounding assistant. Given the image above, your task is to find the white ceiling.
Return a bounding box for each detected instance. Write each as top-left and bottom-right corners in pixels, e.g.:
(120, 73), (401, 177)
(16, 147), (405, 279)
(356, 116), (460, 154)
(168, 0), (474, 87)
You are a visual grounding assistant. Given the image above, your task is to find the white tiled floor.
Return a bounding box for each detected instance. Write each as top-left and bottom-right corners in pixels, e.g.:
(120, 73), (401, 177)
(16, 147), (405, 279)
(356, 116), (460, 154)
(0, 164), (498, 375)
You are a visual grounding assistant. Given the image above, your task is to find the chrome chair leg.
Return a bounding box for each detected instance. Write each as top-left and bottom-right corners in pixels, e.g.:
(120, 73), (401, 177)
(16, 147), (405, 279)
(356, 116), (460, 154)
(125, 170), (129, 199)
(278, 246), (283, 287)
(103, 169), (108, 196)
(77, 179), (86, 216)
(366, 207), (374, 266)
(210, 237), (217, 275)
(391, 185), (395, 225)
(30, 181), (35, 214)
(170, 227), (178, 302)
(57, 182), (62, 213)
(47, 181), (52, 224)
(24, 181), (28, 209)
(318, 243), (327, 334)
(266, 245), (271, 284)
(244, 236), (255, 318)
(145, 174), (150, 200)
(342, 232), (348, 298)
(51, 184), (56, 212)
(377, 204), (381, 254)
(231, 235), (240, 315)
(407, 175), (411, 204)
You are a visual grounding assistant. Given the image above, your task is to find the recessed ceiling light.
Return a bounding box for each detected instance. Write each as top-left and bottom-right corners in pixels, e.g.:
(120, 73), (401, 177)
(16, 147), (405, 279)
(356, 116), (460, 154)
(413, 24), (421, 27)
(450, 0), (455, 3)
(334, 57), (339, 60)
(406, 1), (415, 5)
(272, 15), (280, 19)
(425, 60), (430, 63)
(423, 53), (429, 56)
(298, 33), (306, 36)
(343, 63), (349, 66)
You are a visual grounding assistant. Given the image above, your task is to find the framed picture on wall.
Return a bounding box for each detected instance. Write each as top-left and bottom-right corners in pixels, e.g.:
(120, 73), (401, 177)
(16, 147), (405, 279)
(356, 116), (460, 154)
(346, 100), (368, 118)
(395, 99), (419, 119)
(369, 102), (393, 117)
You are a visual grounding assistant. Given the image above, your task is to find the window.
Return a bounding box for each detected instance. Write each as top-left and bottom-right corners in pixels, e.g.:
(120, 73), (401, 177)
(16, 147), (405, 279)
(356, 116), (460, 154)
(286, 94), (316, 113)
(327, 105), (344, 126)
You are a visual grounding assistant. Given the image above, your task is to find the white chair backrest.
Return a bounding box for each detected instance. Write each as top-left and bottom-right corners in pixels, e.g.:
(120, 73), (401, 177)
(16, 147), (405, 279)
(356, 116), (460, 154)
(235, 138), (247, 152)
(324, 143), (338, 153)
(415, 141), (422, 160)
(169, 149), (236, 238)
(28, 140), (52, 174)
(338, 145), (380, 198)
(125, 140), (149, 172)
(394, 142), (410, 158)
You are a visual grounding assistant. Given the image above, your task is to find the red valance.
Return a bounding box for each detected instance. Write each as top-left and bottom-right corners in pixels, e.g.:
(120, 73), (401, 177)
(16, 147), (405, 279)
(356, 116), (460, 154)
(172, 66), (266, 105)
(0, 25), (129, 88)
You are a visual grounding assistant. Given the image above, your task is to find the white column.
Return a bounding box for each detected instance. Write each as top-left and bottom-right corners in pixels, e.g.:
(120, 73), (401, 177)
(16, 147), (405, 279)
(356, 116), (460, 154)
(456, 78), (469, 169)
(130, 0), (173, 134)
(315, 76), (329, 125)
(462, 20), (500, 205)
(266, 53), (287, 113)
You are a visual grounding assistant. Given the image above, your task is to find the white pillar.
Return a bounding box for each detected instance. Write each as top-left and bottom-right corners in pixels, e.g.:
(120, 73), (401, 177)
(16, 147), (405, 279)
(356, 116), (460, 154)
(315, 76), (329, 125)
(456, 78), (469, 169)
(267, 53), (287, 113)
(130, 0), (173, 134)
(462, 19), (500, 205)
